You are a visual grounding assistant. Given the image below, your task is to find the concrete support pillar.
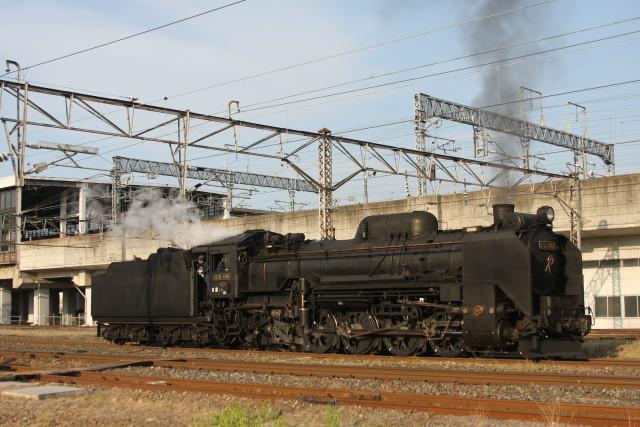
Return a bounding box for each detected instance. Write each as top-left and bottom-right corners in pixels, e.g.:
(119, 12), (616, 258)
(61, 289), (77, 325)
(0, 287), (11, 324)
(60, 190), (68, 237)
(84, 286), (93, 326)
(33, 287), (50, 325)
(72, 271), (92, 325)
(78, 184), (87, 234)
(27, 291), (34, 323)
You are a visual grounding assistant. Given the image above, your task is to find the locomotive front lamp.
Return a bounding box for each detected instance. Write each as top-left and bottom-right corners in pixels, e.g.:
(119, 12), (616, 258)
(537, 206), (555, 223)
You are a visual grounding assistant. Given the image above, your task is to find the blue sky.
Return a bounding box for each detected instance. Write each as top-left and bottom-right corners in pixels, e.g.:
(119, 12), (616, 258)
(1, 0), (639, 209)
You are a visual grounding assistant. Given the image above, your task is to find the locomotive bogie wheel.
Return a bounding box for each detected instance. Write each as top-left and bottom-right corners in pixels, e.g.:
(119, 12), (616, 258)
(340, 311), (380, 355)
(306, 311), (339, 353)
(381, 317), (426, 356)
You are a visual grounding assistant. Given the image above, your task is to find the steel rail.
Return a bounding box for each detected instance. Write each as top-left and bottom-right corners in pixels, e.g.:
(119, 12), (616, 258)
(586, 329), (640, 340)
(2, 337), (640, 368)
(152, 358), (640, 389)
(2, 349), (639, 390)
(37, 370), (640, 426)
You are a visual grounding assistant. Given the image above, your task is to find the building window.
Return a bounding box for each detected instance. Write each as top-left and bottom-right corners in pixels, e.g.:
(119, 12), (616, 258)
(594, 296), (621, 317)
(625, 296), (640, 318)
(623, 258), (640, 267)
(599, 259), (620, 268)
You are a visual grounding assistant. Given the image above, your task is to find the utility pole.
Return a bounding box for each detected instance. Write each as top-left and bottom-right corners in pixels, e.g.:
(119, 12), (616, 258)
(111, 167), (122, 224)
(569, 102), (588, 179)
(519, 87), (543, 170)
(5, 61), (24, 250)
(179, 110), (190, 197)
(519, 86), (544, 126)
(288, 189), (296, 212)
(318, 128), (334, 240)
(414, 94), (427, 197)
(568, 102), (587, 250)
(223, 185), (233, 219)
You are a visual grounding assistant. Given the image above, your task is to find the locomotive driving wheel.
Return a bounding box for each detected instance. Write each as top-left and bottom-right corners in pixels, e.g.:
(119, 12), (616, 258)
(306, 310), (339, 353)
(381, 306), (426, 356)
(340, 311), (380, 355)
(429, 312), (465, 357)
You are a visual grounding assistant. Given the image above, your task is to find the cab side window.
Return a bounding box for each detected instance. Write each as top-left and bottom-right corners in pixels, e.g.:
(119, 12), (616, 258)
(211, 254), (228, 273)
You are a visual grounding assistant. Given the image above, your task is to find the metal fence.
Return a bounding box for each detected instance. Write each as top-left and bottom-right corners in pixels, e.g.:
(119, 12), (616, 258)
(8, 315), (24, 325)
(0, 314), (87, 326)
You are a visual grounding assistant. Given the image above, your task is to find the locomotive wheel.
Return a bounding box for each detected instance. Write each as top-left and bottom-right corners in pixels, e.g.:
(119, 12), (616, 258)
(429, 336), (465, 357)
(381, 308), (425, 356)
(306, 311), (339, 353)
(429, 313), (465, 357)
(213, 323), (228, 344)
(340, 311), (380, 355)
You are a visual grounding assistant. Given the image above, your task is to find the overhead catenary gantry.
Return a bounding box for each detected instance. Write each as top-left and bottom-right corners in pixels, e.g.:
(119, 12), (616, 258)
(111, 156), (318, 222)
(414, 93), (615, 248)
(0, 79), (571, 240)
(415, 93), (614, 167)
(112, 156), (317, 192)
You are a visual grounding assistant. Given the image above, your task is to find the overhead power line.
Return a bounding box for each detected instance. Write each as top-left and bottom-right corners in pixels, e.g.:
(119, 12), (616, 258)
(6, 0), (555, 104)
(23, 3), (616, 166)
(237, 29), (640, 113)
(231, 16), (640, 113)
(161, 0), (556, 101)
(25, 20), (640, 168)
(0, 0), (248, 78)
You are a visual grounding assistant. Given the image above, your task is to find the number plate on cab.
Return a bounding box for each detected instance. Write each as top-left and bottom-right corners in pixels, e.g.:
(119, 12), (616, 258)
(538, 240), (558, 251)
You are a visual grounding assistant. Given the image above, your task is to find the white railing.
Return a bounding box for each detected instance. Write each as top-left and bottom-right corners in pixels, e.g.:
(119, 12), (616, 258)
(62, 314), (85, 326)
(7, 315), (24, 325)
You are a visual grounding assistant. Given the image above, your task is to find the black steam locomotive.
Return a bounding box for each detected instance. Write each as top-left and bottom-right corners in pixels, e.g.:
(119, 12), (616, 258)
(93, 204), (591, 358)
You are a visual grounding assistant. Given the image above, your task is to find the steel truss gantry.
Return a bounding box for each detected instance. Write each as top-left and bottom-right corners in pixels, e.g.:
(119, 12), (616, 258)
(415, 93), (614, 166)
(0, 79), (570, 239)
(112, 156), (316, 193)
(414, 93), (614, 248)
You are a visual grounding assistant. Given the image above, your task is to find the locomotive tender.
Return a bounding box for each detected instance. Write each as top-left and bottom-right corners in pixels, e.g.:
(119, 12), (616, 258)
(93, 204), (592, 358)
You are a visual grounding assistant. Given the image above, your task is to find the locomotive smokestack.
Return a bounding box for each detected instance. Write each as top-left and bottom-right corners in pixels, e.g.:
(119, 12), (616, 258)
(493, 204), (514, 225)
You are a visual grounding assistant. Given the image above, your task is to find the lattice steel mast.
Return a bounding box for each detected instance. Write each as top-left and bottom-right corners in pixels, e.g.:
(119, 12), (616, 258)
(318, 128), (334, 240)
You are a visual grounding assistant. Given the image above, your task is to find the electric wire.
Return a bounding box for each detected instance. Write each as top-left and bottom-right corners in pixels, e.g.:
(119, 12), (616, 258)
(223, 16), (640, 114)
(159, 0), (557, 102)
(236, 29), (640, 113)
(0, 0), (248, 78)
(22, 16), (639, 166)
(14, 21), (640, 189)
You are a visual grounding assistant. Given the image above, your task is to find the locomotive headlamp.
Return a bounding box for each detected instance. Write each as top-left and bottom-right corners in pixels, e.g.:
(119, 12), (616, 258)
(537, 206), (555, 223)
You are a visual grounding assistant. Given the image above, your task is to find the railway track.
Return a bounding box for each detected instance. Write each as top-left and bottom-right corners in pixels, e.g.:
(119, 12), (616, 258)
(586, 328), (640, 340)
(2, 337), (640, 369)
(33, 370), (640, 426)
(2, 349), (640, 390)
(3, 348), (640, 425)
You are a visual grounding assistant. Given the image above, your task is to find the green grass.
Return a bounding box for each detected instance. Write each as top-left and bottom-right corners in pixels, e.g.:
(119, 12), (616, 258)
(325, 405), (341, 427)
(191, 402), (287, 427)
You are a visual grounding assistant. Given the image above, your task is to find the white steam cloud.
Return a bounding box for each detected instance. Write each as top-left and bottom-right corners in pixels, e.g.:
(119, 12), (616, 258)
(114, 189), (237, 249)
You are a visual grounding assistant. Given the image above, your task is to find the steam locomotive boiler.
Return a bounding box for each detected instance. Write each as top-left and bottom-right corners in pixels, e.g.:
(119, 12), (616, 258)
(93, 204), (591, 358)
